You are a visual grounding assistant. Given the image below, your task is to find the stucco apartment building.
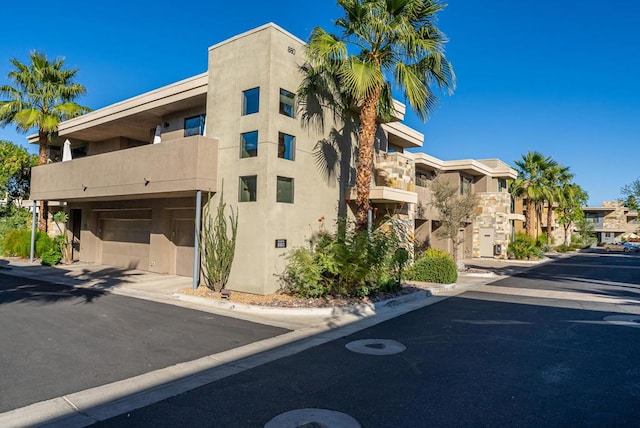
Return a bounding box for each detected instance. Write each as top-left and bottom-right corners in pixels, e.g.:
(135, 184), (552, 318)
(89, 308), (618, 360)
(29, 23), (520, 294)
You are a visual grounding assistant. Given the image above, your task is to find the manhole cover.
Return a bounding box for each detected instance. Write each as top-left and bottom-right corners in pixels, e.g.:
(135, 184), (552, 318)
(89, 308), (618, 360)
(603, 315), (640, 328)
(264, 409), (360, 428)
(345, 339), (406, 355)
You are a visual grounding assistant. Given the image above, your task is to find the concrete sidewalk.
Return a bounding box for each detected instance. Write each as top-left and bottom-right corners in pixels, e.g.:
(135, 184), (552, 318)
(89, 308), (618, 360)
(0, 256), (546, 427)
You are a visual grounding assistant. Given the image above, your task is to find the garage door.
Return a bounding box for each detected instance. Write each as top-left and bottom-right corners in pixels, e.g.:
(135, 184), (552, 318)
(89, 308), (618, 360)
(99, 210), (151, 271)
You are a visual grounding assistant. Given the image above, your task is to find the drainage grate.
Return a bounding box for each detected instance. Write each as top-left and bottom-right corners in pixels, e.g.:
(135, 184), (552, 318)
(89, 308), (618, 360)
(345, 339), (406, 355)
(603, 315), (640, 328)
(264, 408), (360, 428)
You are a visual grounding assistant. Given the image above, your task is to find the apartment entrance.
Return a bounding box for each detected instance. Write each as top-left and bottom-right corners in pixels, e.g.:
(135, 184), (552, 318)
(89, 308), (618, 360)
(479, 227), (495, 257)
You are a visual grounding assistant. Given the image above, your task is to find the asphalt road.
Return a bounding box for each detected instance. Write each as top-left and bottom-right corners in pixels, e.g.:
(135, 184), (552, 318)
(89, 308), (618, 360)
(0, 273), (288, 413)
(98, 252), (640, 427)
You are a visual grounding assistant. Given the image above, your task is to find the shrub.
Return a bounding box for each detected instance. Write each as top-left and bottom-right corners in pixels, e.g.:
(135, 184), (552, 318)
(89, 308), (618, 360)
(281, 222), (402, 298)
(555, 244), (573, 253)
(536, 232), (553, 247)
(423, 247), (452, 260)
(41, 248), (62, 266)
(2, 229), (55, 258)
(404, 254), (458, 284)
(508, 232), (539, 260)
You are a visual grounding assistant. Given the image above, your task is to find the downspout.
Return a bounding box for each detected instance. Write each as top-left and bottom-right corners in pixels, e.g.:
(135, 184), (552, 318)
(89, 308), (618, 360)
(192, 190), (202, 290)
(30, 200), (37, 263)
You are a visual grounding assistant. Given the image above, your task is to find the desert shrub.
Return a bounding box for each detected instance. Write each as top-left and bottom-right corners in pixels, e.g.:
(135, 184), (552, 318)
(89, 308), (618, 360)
(508, 232), (539, 260)
(555, 244), (573, 253)
(281, 223), (401, 298)
(423, 247), (452, 260)
(404, 254), (457, 284)
(536, 232), (553, 247)
(40, 248), (62, 266)
(2, 229), (54, 258)
(0, 206), (31, 254)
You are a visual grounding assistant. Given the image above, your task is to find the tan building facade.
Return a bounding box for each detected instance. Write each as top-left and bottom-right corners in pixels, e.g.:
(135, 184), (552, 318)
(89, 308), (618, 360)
(30, 23), (520, 294)
(583, 201), (638, 243)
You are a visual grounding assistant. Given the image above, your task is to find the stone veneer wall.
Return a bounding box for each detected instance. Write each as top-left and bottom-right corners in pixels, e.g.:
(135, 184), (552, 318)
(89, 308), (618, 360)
(472, 192), (512, 259)
(602, 201), (628, 231)
(374, 153), (415, 192)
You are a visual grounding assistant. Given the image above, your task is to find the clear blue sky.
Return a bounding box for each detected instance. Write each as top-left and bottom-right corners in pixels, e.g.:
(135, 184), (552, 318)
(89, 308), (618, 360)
(1, 0), (638, 205)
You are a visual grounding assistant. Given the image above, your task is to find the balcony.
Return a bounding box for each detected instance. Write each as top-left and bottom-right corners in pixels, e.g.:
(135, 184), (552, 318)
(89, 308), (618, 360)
(30, 136), (218, 201)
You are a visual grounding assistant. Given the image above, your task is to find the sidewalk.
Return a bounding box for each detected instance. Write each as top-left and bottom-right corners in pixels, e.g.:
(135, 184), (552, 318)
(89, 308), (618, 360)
(0, 256), (546, 427)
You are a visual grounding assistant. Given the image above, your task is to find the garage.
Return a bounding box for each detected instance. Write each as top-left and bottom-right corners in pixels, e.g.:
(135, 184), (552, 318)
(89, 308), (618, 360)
(98, 209), (152, 271)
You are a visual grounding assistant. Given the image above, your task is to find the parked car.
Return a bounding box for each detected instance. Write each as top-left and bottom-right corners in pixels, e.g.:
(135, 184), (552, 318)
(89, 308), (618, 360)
(604, 242), (640, 252)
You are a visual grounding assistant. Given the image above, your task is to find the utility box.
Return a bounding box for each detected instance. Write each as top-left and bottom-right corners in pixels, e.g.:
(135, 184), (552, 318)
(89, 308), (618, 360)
(493, 244), (502, 256)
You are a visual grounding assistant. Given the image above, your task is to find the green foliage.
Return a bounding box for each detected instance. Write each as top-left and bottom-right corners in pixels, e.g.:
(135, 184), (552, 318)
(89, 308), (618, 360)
(281, 222), (402, 298)
(555, 244), (573, 253)
(536, 232), (553, 247)
(508, 232), (542, 260)
(199, 188), (238, 291)
(0, 140), (37, 200)
(40, 247), (62, 266)
(2, 229), (54, 258)
(423, 247), (453, 260)
(391, 247), (409, 284)
(404, 253), (458, 284)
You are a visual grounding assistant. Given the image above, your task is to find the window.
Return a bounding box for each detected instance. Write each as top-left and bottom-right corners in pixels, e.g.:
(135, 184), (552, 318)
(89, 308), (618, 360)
(277, 176), (294, 203)
(242, 87), (260, 115)
(239, 176), (257, 202)
(498, 178), (507, 192)
(279, 88), (295, 117)
(184, 115), (205, 137)
(241, 131), (258, 158)
(278, 132), (295, 160)
(460, 175), (473, 195)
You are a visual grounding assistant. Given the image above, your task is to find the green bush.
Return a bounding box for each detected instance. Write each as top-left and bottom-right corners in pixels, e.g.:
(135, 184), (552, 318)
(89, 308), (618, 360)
(404, 254), (458, 284)
(536, 232), (553, 247)
(555, 244), (574, 253)
(508, 232), (540, 260)
(0, 206), (31, 254)
(281, 223), (401, 298)
(40, 248), (62, 266)
(2, 229), (55, 258)
(423, 247), (452, 260)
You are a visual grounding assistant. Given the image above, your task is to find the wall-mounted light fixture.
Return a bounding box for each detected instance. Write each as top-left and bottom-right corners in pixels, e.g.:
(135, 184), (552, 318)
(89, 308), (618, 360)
(82, 185), (87, 191)
(144, 178), (150, 186)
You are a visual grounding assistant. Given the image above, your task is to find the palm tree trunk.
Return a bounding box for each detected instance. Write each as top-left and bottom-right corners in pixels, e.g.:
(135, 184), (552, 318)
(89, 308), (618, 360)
(525, 199), (535, 237)
(38, 131), (49, 232)
(546, 202), (553, 246)
(355, 87), (381, 231)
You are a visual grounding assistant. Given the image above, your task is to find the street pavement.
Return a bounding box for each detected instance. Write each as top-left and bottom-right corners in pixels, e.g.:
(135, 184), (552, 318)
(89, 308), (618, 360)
(96, 251), (640, 427)
(0, 273), (288, 413)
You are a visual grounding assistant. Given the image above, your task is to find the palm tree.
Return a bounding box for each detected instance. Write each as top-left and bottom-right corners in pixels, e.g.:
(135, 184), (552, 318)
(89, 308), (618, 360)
(0, 51), (90, 231)
(299, 0), (455, 231)
(511, 151), (554, 237)
(542, 163), (574, 246)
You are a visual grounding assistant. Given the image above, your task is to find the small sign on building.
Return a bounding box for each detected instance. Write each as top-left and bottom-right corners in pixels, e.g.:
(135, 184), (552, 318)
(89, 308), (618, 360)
(275, 239), (287, 248)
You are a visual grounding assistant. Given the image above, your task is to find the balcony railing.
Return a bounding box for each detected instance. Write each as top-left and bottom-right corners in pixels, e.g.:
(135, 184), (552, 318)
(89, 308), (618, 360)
(373, 152), (415, 191)
(31, 136), (218, 201)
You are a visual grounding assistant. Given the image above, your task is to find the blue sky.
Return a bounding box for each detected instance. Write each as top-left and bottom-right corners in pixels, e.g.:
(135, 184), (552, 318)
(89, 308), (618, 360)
(1, 0), (638, 205)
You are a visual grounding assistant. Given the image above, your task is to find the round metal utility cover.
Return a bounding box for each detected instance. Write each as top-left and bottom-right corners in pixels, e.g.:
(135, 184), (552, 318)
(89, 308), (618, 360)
(345, 339), (406, 355)
(264, 408), (361, 428)
(603, 315), (640, 328)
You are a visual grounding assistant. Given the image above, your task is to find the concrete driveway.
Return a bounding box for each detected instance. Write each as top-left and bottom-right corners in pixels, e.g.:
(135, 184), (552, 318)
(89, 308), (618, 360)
(0, 272), (289, 413)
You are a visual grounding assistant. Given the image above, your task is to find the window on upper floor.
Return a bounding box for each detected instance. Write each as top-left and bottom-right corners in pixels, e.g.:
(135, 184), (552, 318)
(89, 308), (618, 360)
(278, 132), (295, 160)
(498, 178), (508, 192)
(279, 89), (295, 118)
(240, 131), (258, 158)
(460, 175), (473, 195)
(277, 176), (294, 203)
(239, 175), (257, 202)
(242, 87), (260, 115)
(184, 114), (206, 137)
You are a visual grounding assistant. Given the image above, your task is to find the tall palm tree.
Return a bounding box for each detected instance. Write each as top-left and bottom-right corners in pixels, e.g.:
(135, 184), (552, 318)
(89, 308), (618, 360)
(0, 51), (90, 231)
(299, 0), (455, 231)
(511, 151), (554, 237)
(542, 163), (574, 246)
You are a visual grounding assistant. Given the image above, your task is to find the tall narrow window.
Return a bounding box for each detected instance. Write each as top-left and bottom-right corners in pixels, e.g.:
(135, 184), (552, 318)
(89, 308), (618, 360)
(239, 176), (257, 202)
(278, 132), (295, 160)
(242, 87), (260, 115)
(184, 114), (205, 137)
(279, 88), (295, 117)
(460, 175), (472, 195)
(241, 131), (258, 158)
(277, 176), (294, 203)
(498, 178), (507, 192)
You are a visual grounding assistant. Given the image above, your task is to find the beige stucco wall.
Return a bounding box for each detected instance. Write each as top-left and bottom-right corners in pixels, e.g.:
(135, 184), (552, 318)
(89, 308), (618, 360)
(206, 25), (343, 294)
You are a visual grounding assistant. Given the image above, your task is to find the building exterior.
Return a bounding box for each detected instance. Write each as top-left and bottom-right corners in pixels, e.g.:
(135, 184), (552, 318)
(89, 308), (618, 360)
(29, 23), (521, 294)
(583, 201), (638, 243)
